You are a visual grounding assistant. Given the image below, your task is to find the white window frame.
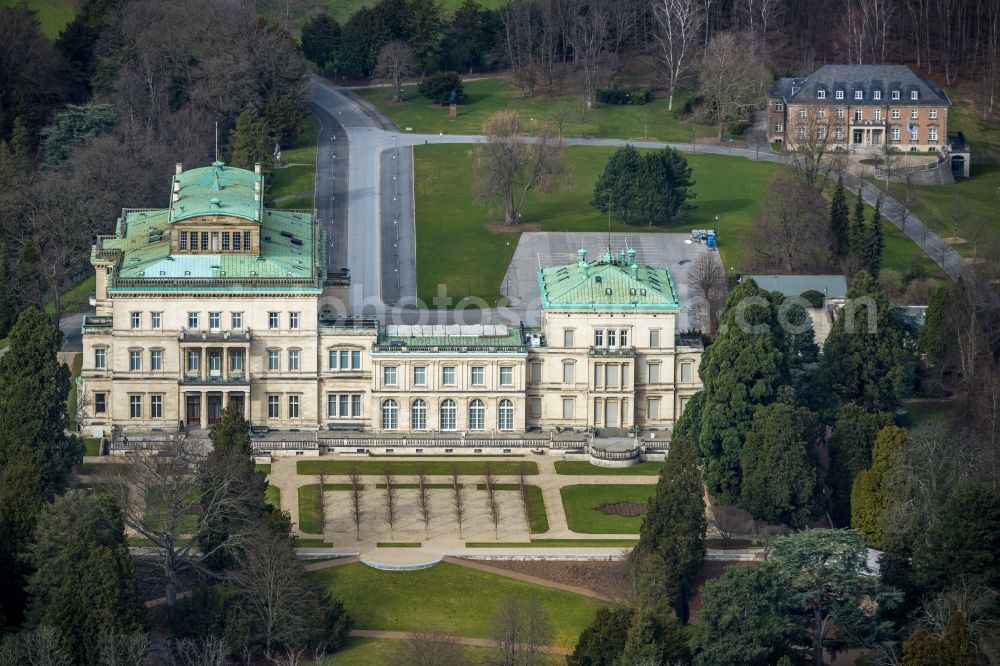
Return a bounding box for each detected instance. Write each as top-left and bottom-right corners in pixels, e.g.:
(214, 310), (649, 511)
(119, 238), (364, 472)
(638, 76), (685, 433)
(231, 312), (243, 329)
(500, 366), (513, 386)
(268, 395), (280, 419)
(150, 395), (163, 419)
(469, 399), (486, 430)
(413, 366), (427, 386)
(129, 395), (142, 419)
(288, 349), (300, 371)
(289, 312), (299, 329)
(835, 90), (844, 100)
(187, 312), (199, 329)
(94, 348), (106, 369)
(382, 399), (398, 430)
(499, 399), (514, 430)
(383, 366), (398, 386)
(442, 366), (456, 385)
(873, 90), (882, 100)
(471, 366), (485, 386)
(268, 312), (279, 329)
(208, 312), (221, 331)
(774, 123), (783, 134)
(440, 399), (457, 431)
(150, 349), (162, 371)
(929, 127), (938, 142)
(129, 350), (142, 371)
(929, 109), (938, 119)
(892, 90), (901, 100)
(817, 90), (826, 99)
(267, 350), (279, 371)
(854, 90), (864, 100)
(892, 109), (901, 119)
(151, 312), (161, 329)
(288, 395), (299, 419)
(411, 399), (427, 430)
(911, 90), (919, 100)
(130, 312), (141, 329)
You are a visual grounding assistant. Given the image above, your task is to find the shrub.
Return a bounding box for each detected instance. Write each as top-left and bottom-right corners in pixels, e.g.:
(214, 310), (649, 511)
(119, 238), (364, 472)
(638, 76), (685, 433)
(597, 88), (650, 105)
(800, 290), (825, 308)
(418, 72), (467, 105)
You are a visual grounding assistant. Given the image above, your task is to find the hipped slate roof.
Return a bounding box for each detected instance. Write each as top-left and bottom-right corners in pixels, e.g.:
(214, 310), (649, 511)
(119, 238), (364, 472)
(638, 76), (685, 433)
(769, 64), (950, 106)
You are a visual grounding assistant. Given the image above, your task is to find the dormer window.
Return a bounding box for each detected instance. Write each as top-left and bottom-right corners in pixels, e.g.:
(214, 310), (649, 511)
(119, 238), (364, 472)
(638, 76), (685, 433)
(892, 90), (900, 100)
(873, 90), (881, 100)
(817, 90), (826, 99)
(911, 90), (919, 100)
(854, 90), (864, 100)
(835, 90), (844, 100)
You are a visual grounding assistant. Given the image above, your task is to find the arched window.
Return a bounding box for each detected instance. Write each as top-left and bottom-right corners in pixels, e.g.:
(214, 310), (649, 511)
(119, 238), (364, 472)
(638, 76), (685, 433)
(411, 399), (427, 430)
(381, 399), (398, 430)
(498, 399), (514, 430)
(440, 399), (457, 431)
(469, 399), (486, 430)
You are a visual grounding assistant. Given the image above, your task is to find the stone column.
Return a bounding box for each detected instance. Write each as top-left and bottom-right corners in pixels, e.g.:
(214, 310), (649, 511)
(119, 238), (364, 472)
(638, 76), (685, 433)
(200, 390), (208, 429)
(200, 348), (206, 380)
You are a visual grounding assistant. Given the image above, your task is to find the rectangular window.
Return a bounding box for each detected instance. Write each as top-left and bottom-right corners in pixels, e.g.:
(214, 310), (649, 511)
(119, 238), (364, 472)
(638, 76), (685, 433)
(94, 392), (106, 414)
(680, 397), (690, 414)
(911, 90), (919, 100)
(231, 312), (243, 329)
(471, 366), (485, 385)
(892, 109), (901, 119)
(774, 123), (783, 133)
(442, 366), (456, 385)
(873, 90), (882, 100)
(647, 398), (660, 419)
(622, 364), (629, 386)
(179, 232), (188, 250)
(529, 397), (542, 419)
(649, 329), (661, 348)
(230, 350), (243, 372)
(562, 362), (575, 383)
(151, 312), (161, 329)
(328, 350), (338, 370)
(351, 351), (361, 369)
(351, 394), (361, 417)
(94, 348), (106, 369)
(835, 127), (844, 141)
(836, 108), (844, 119)
(854, 90), (863, 99)
(681, 362), (693, 383)
(150, 350), (162, 371)
(594, 329), (603, 346)
(210, 232), (219, 251)
(268, 312), (279, 329)
(288, 350), (299, 371)
(500, 366), (513, 386)
(798, 108), (806, 118)
(130, 312), (140, 329)
(150, 395), (163, 419)
(129, 395), (142, 419)
(201, 231), (209, 251)
(268, 350), (279, 371)
(339, 394), (349, 418)
(891, 127), (901, 141)
(530, 362), (542, 383)
(209, 312), (221, 330)
(874, 109), (881, 122)
(562, 397), (574, 420)
(288, 396), (299, 418)
(910, 125), (919, 139)
(289, 312), (299, 329)
(855, 109), (863, 121)
(187, 350), (200, 372)
(606, 364), (619, 386)
(649, 363), (661, 383)
(268, 395), (279, 418)
(817, 109), (826, 118)
(222, 232), (230, 251)
(620, 329), (629, 347)
(775, 101), (783, 111)
(892, 90), (901, 100)
(607, 329), (617, 347)
(413, 366), (426, 385)
(563, 329), (574, 347)
(339, 350), (349, 370)
(835, 90), (844, 100)
(911, 109), (918, 119)
(187, 312), (199, 329)
(233, 232), (242, 251)
(384, 366), (397, 386)
(243, 232), (251, 251)
(929, 127), (938, 142)
(929, 109), (938, 119)
(328, 395), (337, 418)
(798, 126), (806, 139)
(595, 363), (604, 388)
(129, 350), (141, 371)
(817, 90), (826, 99)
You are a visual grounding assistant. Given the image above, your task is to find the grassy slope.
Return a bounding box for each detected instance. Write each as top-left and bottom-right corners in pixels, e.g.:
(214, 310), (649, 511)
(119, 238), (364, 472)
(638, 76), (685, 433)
(1, 0), (75, 39)
(271, 113), (321, 208)
(297, 459), (538, 475)
(554, 460), (664, 476)
(321, 637), (510, 666)
(559, 484), (656, 534)
(356, 77), (715, 140)
(265, 485), (280, 510)
(310, 561), (606, 648)
(322, 0), (500, 24)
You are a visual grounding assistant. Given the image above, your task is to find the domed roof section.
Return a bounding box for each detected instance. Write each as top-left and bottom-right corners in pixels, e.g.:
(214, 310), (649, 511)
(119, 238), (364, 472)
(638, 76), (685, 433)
(169, 161), (264, 224)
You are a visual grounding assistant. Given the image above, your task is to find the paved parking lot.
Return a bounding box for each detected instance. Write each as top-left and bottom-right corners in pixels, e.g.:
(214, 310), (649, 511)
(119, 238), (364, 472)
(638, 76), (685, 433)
(503, 232), (721, 331)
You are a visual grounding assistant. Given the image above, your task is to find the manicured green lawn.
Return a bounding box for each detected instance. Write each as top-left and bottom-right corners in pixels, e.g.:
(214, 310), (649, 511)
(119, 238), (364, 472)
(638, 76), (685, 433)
(255, 464), (271, 474)
(476, 484), (548, 533)
(294, 537), (333, 548)
(310, 561), (607, 648)
(298, 484), (354, 533)
(320, 637), (505, 666)
(356, 77), (715, 141)
(554, 460), (664, 476)
(265, 485), (280, 510)
(82, 437), (101, 457)
(2, 0), (76, 39)
(560, 484), (656, 534)
(272, 112), (320, 209)
(466, 538), (639, 547)
(902, 399), (956, 426)
(320, 0), (502, 22)
(297, 459), (538, 476)
(414, 144), (782, 303)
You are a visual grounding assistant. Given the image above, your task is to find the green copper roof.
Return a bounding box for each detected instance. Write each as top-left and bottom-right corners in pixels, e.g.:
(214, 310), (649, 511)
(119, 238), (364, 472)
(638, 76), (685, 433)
(376, 324), (526, 351)
(538, 248), (680, 310)
(91, 164), (322, 293)
(169, 162), (264, 224)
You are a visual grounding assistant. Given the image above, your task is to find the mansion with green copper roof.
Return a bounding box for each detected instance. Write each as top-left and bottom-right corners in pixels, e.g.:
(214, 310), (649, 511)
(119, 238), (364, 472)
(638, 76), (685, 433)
(81, 164), (702, 452)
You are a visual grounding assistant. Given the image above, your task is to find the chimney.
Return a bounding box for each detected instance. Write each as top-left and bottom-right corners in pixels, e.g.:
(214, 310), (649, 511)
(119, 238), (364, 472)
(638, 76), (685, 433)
(254, 192), (260, 202)
(626, 248), (636, 266)
(172, 192), (180, 203)
(577, 248), (587, 267)
(175, 163), (183, 175)
(254, 162), (262, 175)
(173, 180), (180, 193)
(254, 180), (261, 192)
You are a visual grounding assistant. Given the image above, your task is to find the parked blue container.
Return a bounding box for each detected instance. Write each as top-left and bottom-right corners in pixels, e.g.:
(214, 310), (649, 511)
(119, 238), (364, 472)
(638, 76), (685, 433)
(706, 233), (716, 249)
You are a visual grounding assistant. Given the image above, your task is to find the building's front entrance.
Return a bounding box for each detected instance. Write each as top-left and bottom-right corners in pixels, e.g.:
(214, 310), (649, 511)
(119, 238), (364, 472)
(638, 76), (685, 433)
(853, 129), (864, 145)
(186, 394), (201, 426)
(605, 401), (619, 428)
(207, 393), (223, 425)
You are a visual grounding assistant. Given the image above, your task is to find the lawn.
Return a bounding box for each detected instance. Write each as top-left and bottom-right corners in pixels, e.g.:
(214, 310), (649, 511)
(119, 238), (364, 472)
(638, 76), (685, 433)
(82, 437), (101, 457)
(272, 112), (321, 209)
(255, 464), (271, 474)
(319, 0), (501, 22)
(310, 561), (607, 648)
(320, 637), (506, 666)
(476, 484), (548, 533)
(466, 538), (639, 547)
(2, 0), (76, 39)
(560, 484), (656, 534)
(298, 484), (355, 533)
(356, 77), (715, 141)
(414, 144), (783, 303)
(265, 485), (280, 510)
(554, 461), (664, 476)
(297, 459), (538, 476)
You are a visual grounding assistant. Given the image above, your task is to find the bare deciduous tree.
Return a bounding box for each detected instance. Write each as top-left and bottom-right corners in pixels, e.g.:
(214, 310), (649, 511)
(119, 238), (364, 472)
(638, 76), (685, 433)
(498, 0), (542, 97)
(788, 110), (845, 190)
(97, 630), (150, 666)
(382, 465), (399, 539)
(689, 251), (727, 335)
(111, 435), (260, 607)
(167, 636), (230, 666)
(708, 505), (752, 546)
(651, 0), (704, 111)
(746, 174), (834, 273)
(0, 626), (71, 666)
(697, 31), (769, 140)
(316, 472), (328, 536)
(490, 596), (553, 666)
(451, 466), (466, 539)
(474, 110), (567, 226)
(417, 465), (433, 539)
(375, 40), (415, 104)
(548, 99), (584, 142)
(349, 464), (364, 541)
(568, 0), (609, 108)
(391, 629), (465, 666)
(484, 464), (502, 539)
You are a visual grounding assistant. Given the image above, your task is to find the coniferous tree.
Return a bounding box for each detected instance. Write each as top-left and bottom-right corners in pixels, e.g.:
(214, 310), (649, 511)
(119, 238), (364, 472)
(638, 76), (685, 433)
(829, 174), (850, 256)
(635, 435), (706, 620)
(300, 13), (340, 70)
(851, 425), (907, 548)
(590, 144), (641, 224)
(567, 607), (632, 666)
(848, 187), (866, 257)
(825, 404), (894, 526)
(228, 108), (273, 171)
(861, 197), (885, 277)
(632, 147), (695, 225)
